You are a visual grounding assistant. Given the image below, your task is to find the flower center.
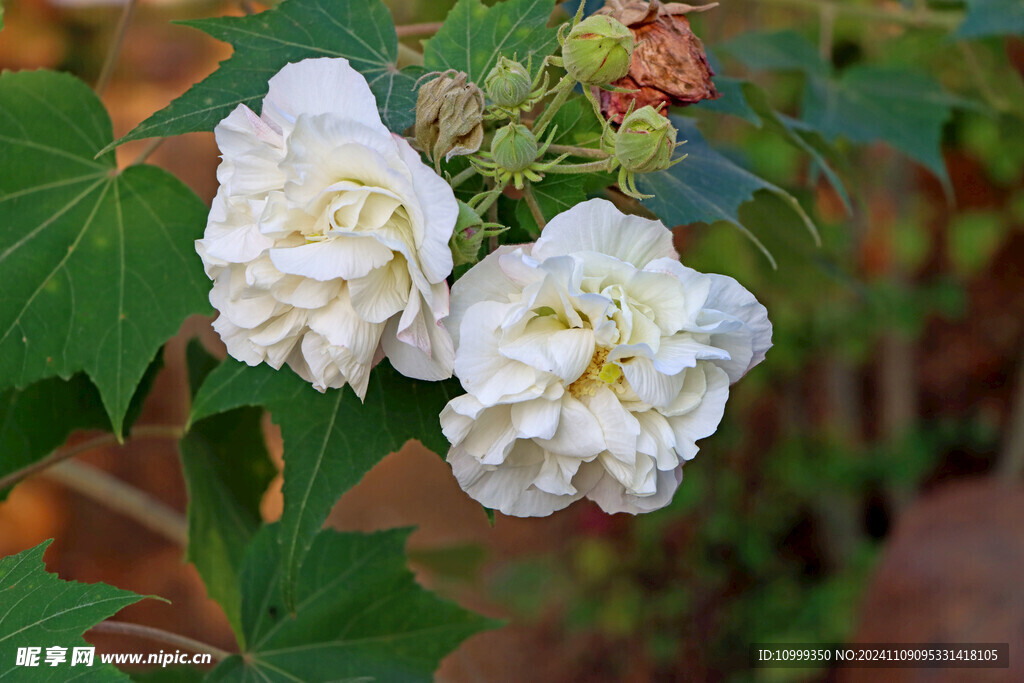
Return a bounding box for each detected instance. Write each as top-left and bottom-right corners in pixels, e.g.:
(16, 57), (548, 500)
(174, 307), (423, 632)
(568, 347), (625, 398)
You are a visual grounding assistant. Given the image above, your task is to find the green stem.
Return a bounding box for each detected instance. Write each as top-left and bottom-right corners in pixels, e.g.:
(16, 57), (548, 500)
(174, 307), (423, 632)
(89, 621), (232, 662)
(523, 184), (547, 230)
(533, 75), (577, 138)
(475, 181), (505, 216)
(546, 143), (609, 160)
(44, 461), (188, 547)
(746, 0), (960, 28)
(449, 166), (479, 188)
(545, 159), (611, 174)
(95, 0), (139, 95)
(958, 42), (1010, 113)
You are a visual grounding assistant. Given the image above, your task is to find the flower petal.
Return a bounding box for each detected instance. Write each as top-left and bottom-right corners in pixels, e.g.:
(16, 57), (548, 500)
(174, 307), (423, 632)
(269, 236), (394, 282)
(534, 198), (677, 267)
(262, 58), (387, 137)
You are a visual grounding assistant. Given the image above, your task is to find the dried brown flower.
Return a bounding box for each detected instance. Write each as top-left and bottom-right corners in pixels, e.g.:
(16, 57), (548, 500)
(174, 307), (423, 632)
(595, 0), (721, 123)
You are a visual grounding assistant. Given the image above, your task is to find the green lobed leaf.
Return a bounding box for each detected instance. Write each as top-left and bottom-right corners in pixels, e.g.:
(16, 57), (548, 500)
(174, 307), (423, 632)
(0, 70), (209, 436)
(206, 526), (499, 682)
(717, 30), (829, 77)
(423, 0), (560, 82)
(638, 116), (819, 267)
(517, 175), (588, 236)
(802, 66), (953, 186)
(178, 341), (275, 644)
(114, 0), (420, 148)
(957, 0), (1024, 38)
(189, 359), (460, 613)
(0, 541), (147, 681)
(1, 351), (163, 500)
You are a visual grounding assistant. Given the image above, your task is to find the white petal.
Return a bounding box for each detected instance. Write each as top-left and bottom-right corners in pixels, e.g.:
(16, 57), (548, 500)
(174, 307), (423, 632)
(348, 256), (412, 323)
(247, 307), (306, 347)
(533, 394), (605, 459)
(619, 354), (687, 408)
(307, 290), (384, 364)
(213, 104), (286, 197)
(500, 322), (595, 384)
(396, 137), (457, 283)
(209, 268), (281, 329)
(643, 257), (712, 325)
(510, 398), (561, 440)
(270, 275), (342, 309)
(212, 316), (264, 366)
(261, 58), (387, 137)
(454, 301), (543, 406)
(461, 405), (516, 466)
(651, 335), (731, 376)
(381, 307), (455, 381)
(533, 452), (585, 496)
(269, 236), (394, 282)
(634, 409), (679, 471)
(586, 466), (683, 515)
(448, 246), (522, 348)
(200, 221), (275, 266)
(586, 387), (642, 463)
(440, 394), (486, 446)
(534, 198), (677, 267)
(447, 441), (603, 518)
(703, 273), (773, 383)
(623, 270), (690, 334)
(668, 363), (730, 461)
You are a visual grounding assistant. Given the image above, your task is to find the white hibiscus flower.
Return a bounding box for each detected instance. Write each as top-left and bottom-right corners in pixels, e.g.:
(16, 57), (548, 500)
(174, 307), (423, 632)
(441, 199), (771, 517)
(196, 58), (458, 397)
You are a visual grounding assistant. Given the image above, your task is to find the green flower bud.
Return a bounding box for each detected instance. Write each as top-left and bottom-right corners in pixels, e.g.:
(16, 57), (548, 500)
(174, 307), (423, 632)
(414, 71), (485, 165)
(614, 106), (677, 173)
(450, 201), (506, 266)
(485, 57), (533, 108)
(490, 123), (539, 173)
(562, 15), (634, 86)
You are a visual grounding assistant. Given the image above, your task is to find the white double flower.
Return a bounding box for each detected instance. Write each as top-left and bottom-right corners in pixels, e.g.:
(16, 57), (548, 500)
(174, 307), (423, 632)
(197, 58), (457, 397)
(442, 199), (772, 516)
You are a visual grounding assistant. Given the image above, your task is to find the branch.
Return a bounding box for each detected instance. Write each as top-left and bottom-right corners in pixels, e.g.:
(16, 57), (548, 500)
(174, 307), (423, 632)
(744, 0), (961, 29)
(996, 351), (1024, 481)
(44, 461), (188, 547)
(0, 424), (184, 492)
(129, 138), (165, 167)
(89, 621), (232, 662)
(395, 22), (443, 38)
(95, 0), (140, 96)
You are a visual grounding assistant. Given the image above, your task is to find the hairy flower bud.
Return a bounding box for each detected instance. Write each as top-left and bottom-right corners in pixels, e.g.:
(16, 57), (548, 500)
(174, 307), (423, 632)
(485, 57), (533, 108)
(562, 15), (634, 86)
(490, 123), (539, 173)
(615, 105), (677, 173)
(414, 71), (485, 165)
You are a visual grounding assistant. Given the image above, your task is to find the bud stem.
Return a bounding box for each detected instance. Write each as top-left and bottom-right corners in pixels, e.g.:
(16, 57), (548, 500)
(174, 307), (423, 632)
(449, 166), (479, 188)
(474, 180), (506, 215)
(523, 184), (547, 231)
(532, 75), (577, 138)
(546, 144), (610, 160)
(545, 159), (611, 175)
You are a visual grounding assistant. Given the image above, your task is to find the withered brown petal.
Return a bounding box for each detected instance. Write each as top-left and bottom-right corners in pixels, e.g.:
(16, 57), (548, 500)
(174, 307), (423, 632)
(599, 13), (720, 123)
